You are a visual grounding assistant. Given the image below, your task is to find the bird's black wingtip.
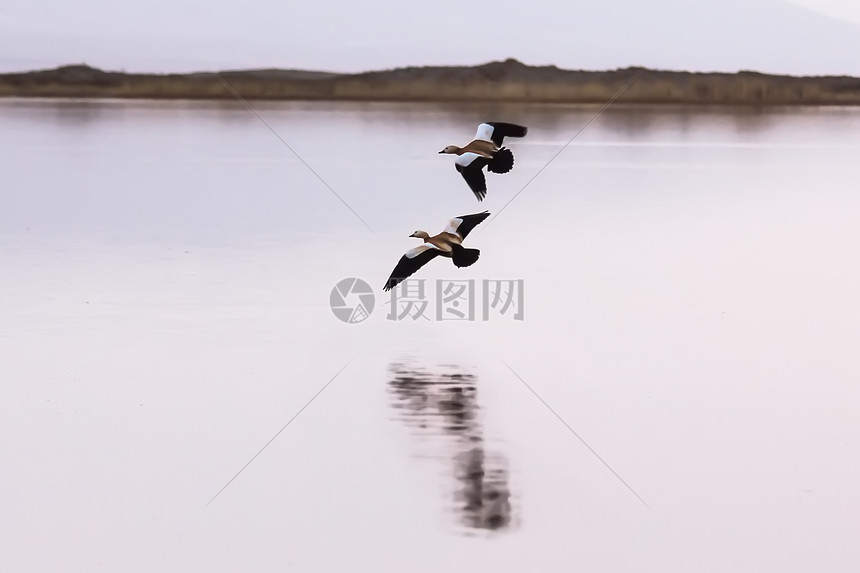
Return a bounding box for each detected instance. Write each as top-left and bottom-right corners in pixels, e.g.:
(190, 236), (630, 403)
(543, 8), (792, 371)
(485, 122), (528, 139)
(455, 210), (491, 219)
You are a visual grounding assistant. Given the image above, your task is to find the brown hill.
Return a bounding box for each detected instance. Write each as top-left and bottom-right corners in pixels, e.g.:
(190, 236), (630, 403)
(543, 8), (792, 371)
(2, 59), (859, 105)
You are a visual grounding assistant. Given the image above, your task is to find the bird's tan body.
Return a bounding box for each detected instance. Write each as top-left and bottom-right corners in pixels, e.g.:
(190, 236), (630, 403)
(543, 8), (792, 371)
(442, 139), (499, 159)
(411, 230), (462, 255)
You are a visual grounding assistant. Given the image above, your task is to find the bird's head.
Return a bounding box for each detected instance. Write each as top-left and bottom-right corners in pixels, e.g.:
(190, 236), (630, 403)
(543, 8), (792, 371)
(409, 230), (430, 240)
(438, 145), (459, 154)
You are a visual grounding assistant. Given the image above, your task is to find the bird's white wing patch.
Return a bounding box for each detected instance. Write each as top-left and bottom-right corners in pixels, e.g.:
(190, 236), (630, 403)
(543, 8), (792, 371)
(405, 243), (440, 258)
(474, 123), (495, 142)
(443, 218), (463, 235)
(455, 152), (480, 167)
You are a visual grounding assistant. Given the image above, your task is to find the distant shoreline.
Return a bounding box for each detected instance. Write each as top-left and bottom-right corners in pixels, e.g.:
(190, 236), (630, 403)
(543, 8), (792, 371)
(2, 59), (860, 105)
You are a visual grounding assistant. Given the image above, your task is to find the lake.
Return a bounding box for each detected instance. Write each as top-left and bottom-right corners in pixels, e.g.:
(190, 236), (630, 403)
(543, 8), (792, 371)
(1, 98), (859, 572)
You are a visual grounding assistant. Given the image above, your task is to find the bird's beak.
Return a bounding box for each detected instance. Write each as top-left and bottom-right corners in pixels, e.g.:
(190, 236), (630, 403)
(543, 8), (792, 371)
(438, 150), (445, 154)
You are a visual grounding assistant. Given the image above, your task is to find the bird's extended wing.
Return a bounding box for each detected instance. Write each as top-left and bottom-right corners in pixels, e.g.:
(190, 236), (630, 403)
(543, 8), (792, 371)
(474, 123), (496, 143)
(444, 211), (491, 240)
(477, 122), (528, 147)
(383, 244), (442, 292)
(454, 153), (488, 201)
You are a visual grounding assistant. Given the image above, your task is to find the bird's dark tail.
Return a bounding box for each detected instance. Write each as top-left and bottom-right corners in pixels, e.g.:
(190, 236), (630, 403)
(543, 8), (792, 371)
(451, 244), (481, 268)
(488, 147), (514, 174)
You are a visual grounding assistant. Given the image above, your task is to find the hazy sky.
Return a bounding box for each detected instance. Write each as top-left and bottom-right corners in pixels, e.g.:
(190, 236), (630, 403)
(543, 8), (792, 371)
(2, 0), (860, 74)
(787, 0), (860, 21)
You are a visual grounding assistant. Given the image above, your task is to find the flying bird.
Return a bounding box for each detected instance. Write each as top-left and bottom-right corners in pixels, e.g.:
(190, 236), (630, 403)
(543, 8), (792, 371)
(383, 211), (491, 292)
(439, 122), (528, 200)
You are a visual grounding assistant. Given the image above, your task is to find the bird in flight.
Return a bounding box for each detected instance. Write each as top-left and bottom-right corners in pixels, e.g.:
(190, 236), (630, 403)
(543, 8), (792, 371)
(383, 211), (491, 292)
(439, 122), (528, 201)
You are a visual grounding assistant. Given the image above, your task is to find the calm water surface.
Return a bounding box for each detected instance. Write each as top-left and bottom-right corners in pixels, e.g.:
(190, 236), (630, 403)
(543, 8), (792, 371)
(2, 99), (860, 572)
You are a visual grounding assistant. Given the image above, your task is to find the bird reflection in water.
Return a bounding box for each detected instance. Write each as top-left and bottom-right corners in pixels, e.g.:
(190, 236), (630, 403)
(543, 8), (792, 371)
(388, 360), (515, 533)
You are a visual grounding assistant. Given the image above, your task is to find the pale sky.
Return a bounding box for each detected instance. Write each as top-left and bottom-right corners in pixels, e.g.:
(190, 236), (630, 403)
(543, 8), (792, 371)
(2, 0), (860, 74)
(787, 0), (860, 21)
